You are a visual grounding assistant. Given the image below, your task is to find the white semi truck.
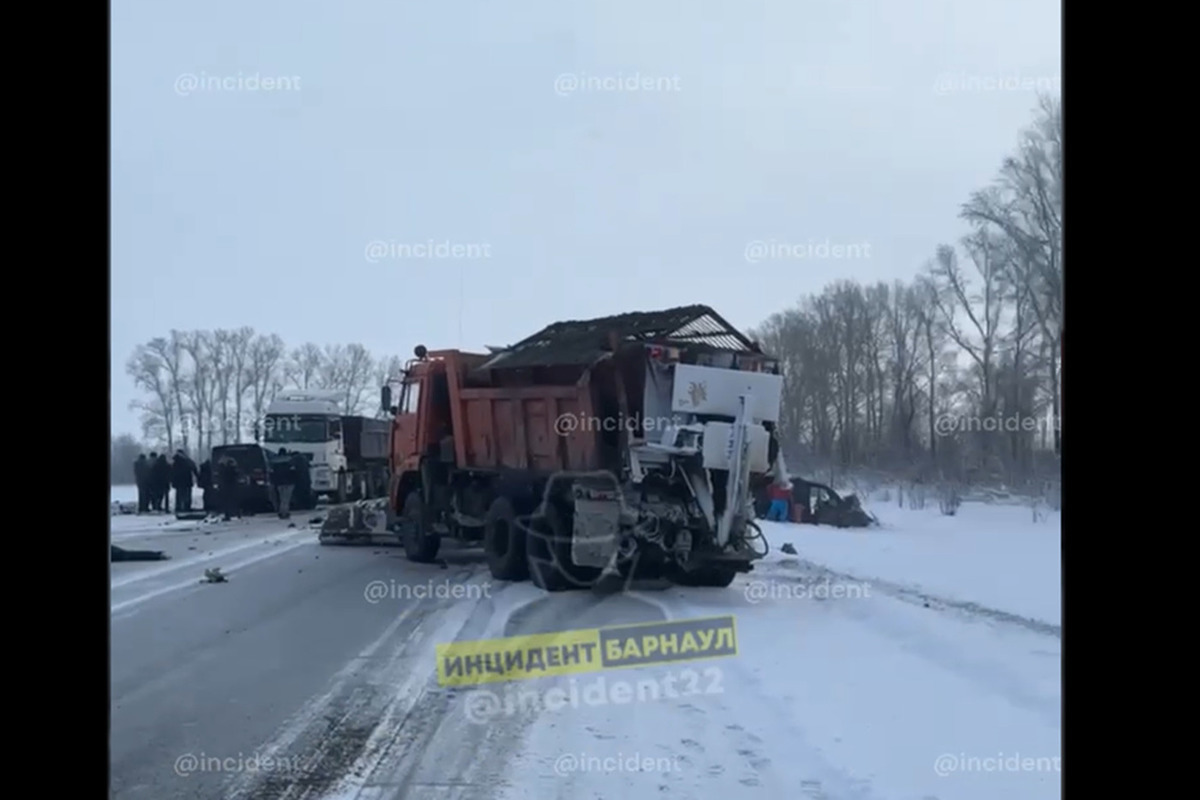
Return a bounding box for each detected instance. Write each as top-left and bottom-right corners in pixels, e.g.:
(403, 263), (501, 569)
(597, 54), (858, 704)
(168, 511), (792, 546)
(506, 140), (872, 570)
(261, 390), (390, 503)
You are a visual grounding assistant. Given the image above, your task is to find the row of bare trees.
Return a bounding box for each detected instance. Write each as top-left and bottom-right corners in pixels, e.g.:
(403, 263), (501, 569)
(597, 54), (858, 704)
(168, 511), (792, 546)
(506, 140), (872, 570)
(753, 96), (1061, 487)
(125, 330), (403, 457)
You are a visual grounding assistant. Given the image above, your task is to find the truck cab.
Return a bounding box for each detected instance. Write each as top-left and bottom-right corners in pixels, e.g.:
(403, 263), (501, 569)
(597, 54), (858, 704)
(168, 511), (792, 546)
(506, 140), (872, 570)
(263, 392), (344, 498)
(262, 391), (389, 503)
(381, 346), (489, 511)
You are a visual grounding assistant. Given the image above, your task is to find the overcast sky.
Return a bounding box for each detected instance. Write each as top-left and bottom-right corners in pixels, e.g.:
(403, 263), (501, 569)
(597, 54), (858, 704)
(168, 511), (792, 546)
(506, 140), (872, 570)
(111, 0), (1060, 436)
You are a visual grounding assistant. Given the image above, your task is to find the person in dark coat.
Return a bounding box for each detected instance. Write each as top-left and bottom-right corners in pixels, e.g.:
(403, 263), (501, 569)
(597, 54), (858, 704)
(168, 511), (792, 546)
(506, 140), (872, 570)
(198, 460), (213, 511)
(150, 453), (171, 510)
(216, 456), (241, 521)
(171, 449), (199, 512)
(289, 451), (312, 510)
(270, 447), (297, 519)
(133, 454), (150, 513)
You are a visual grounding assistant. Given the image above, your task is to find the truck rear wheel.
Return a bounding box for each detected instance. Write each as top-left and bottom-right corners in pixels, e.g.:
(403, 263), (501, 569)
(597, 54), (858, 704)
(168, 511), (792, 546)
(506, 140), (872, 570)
(526, 501), (600, 592)
(527, 515), (571, 592)
(483, 497), (528, 581)
(336, 471), (348, 504)
(402, 491), (440, 563)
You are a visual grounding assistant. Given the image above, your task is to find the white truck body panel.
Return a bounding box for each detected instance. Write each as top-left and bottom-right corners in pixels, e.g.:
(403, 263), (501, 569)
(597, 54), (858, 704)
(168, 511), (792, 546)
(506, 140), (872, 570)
(669, 363), (783, 424)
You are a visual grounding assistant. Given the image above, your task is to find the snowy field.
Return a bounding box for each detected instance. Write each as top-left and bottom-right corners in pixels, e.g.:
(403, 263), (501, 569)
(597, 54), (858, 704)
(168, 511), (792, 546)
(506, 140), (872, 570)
(779, 496), (1061, 626)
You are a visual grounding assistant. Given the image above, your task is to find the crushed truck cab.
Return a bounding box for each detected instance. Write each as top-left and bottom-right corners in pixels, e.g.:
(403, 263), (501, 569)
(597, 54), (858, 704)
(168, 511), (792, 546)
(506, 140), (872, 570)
(380, 304), (787, 590)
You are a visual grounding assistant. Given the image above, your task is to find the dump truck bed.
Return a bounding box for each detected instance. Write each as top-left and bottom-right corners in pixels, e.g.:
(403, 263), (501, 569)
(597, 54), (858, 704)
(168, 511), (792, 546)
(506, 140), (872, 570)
(435, 304), (771, 477)
(448, 371), (599, 473)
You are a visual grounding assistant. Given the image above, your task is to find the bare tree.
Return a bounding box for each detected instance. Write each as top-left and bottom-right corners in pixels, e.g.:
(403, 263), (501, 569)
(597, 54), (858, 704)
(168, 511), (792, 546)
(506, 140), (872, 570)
(126, 344), (177, 452)
(962, 94), (1062, 453)
(247, 334), (286, 437)
(177, 331), (216, 457)
(285, 343), (325, 390)
(929, 237), (1004, 466)
(227, 327), (255, 443)
(209, 330), (236, 447)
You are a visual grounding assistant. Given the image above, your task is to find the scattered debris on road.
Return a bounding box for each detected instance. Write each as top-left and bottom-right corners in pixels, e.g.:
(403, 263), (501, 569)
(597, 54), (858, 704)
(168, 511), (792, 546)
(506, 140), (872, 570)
(111, 545), (169, 562)
(780, 543), (798, 555)
(202, 568), (227, 583)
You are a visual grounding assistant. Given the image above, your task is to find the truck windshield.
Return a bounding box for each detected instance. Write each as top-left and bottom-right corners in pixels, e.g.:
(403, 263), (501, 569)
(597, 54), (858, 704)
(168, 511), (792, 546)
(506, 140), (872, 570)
(263, 415), (334, 444)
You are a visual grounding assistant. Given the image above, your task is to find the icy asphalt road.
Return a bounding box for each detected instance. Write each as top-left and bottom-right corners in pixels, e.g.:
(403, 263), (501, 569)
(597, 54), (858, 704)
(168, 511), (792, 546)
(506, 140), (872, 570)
(110, 516), (672, 800)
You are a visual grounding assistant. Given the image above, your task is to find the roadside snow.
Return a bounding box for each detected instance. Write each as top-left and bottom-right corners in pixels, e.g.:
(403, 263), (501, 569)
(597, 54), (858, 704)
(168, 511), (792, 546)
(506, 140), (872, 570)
(763, 500), (1061, 626)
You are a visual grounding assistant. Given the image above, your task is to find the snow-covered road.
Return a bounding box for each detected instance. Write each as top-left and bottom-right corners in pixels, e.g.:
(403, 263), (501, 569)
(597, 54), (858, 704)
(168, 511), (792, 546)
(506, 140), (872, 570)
(110, 488), (1061, 800)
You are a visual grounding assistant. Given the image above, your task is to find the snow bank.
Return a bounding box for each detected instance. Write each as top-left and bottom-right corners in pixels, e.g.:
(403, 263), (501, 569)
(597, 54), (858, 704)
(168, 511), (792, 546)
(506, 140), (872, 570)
(761, 499), (1060, 625)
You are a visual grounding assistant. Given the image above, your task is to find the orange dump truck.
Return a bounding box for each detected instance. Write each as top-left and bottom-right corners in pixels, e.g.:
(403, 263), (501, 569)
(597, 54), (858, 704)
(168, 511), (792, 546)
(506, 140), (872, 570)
(377, 305), (786, 591)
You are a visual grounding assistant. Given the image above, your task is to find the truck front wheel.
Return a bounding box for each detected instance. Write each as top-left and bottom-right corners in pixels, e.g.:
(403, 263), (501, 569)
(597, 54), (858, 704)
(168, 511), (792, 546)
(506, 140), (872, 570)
(402, 491), (440, 563)
(336, 470), (348, 504)
(483, 496), (528, 581)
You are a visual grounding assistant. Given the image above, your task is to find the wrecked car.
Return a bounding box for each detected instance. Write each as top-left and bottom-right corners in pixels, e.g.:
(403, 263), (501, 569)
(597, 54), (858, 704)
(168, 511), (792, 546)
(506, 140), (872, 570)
(754, 477), (877, 528)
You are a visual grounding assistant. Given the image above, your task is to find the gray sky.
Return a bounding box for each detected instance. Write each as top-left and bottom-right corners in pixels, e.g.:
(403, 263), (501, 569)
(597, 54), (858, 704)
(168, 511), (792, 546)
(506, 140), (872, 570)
(111, 0), (1060, 436)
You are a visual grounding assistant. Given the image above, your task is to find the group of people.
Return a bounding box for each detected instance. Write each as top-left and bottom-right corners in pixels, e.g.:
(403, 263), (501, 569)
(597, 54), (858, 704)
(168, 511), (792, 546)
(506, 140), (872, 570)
(132, 450), (200, 514)
(132, 447), (311, 522)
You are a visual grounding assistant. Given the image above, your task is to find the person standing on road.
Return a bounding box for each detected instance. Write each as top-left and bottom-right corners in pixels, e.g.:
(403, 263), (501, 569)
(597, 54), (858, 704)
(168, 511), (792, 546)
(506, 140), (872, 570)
(198, 459), (213, 511)
(133, 454), (150, 514)
(289, 450), (312, 511)
(150, 452), (170, 512)
(271, 447), (296, 519)
(216, 456), (240, 521)
(171, 449), (199, 512)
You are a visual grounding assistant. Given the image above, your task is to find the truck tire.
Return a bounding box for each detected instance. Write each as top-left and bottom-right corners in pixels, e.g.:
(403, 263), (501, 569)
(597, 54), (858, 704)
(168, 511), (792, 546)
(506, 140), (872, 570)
(483, 497), (528, 581)
(670, 565), (738, 588)
(526, 514), (571, 592)
(526, 501), (600, 592)
(336, 470), (348, 504)
(402, 490), (440, 563)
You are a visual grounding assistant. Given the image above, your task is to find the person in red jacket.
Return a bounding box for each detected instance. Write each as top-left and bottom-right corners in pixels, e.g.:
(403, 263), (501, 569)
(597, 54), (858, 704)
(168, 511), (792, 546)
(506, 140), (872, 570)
(766, 481), (792, 521)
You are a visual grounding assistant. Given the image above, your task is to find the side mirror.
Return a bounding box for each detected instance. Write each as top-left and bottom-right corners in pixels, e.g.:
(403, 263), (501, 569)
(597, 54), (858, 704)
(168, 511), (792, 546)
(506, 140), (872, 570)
(381, 385), (392, 412)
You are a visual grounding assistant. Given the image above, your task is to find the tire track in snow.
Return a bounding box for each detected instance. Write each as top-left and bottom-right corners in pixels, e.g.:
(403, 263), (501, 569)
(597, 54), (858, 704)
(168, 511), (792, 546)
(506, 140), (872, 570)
(773, 558), (1060, 637)
(768, 560), (1061, 729)
(611, 592), (887, 800)
(220, 572), (495, 800)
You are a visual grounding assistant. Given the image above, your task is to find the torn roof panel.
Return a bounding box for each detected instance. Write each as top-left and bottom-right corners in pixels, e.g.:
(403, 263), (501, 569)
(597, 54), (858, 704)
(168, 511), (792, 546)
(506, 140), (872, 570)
(478, 304), (761, 370)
